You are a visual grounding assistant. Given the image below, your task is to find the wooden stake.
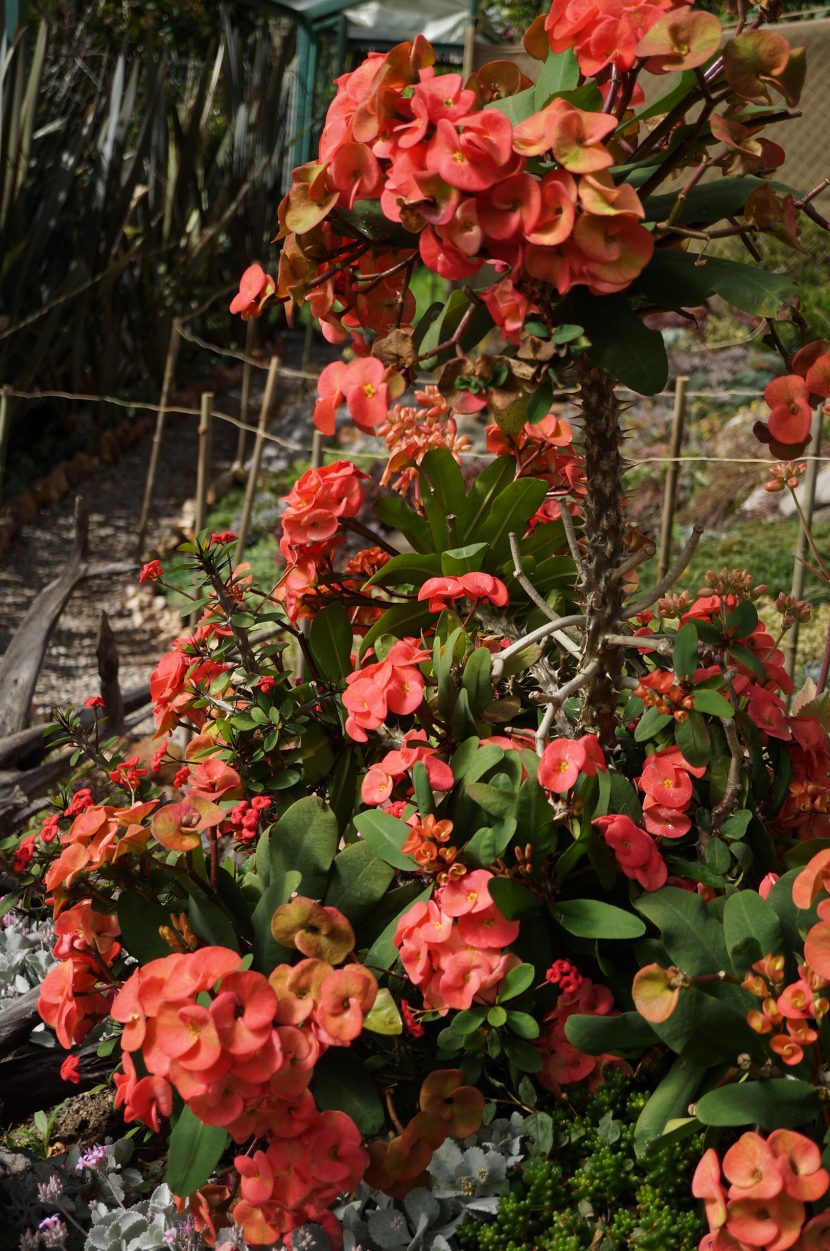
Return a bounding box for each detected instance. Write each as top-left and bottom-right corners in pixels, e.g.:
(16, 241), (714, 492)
(96, 610), (124, 735)
(657, 376), (689, 582)
(0, 388), (10, 509)
(236, 356), (279, 566)
(235, 317), (256, 466)
(195, 391), (213, 539)
(135, 317), (181, 557)
(786, 403), (824, 684)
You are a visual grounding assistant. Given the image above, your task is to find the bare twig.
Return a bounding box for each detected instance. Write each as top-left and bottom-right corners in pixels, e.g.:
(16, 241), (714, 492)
(535, 704), (557, 757)
(560, 506), (583, 573)
(605, 633), (673, 656)
(508, 533), (581, 657)
(612, 542), (656, 582)
(626, 524), (704, 615)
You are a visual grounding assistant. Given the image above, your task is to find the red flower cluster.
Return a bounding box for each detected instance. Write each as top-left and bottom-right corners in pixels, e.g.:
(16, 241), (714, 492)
(43, 799), (154, 893)
(274, 460), (366, 624)
(150, 642), (226, 736)
(545, 0), (720, 77)
(394, 869), (520, 1011)
(38, 900), (121, 1049)
(537, 977), (624, 1092)
(594, 813), (667, 890)
(343, 637), (429, 742)
(693, 1130), (829, 1251)
(112, 943), (377, 1244)
(638, 745), (706, 840)
(754, 339), (830, 456)
(253, 33), (659, 354)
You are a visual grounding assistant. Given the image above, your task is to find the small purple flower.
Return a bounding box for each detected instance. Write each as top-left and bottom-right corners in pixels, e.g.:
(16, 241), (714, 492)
(76, 1144), (109, 1171)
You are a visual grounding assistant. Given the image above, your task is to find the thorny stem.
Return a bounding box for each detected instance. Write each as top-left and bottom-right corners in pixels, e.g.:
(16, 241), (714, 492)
(491, 613), (586, 676)
(577, 360), (626, 744)
(559, 505), (583, 572)
(199, 546), (258, 674)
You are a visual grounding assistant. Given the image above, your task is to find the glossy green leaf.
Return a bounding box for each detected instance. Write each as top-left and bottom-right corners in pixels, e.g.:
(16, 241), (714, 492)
(634, 1058), (707, 1156)
(313, 1051), (385, 1135)
(535, 47), (579, 106)
(565, 1011), (659, 1056)
(359, 600), (432, 660)
(166, 1107), (228, 1197)
(696, 1079), (821, 1129)
(692, 689), (734, 718)
(325, 841), (395, 925)
(554, 898), (646, 939)
(673, 622), (698, 680)
(353, 809), (414, 871)
(489, 877), (540, 920)
(635, 887), (729, 974)
(570, 289), (669, 395)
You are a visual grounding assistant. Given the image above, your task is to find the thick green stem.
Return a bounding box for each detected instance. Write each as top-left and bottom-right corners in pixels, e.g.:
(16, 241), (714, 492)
(577, 360), (626, 745)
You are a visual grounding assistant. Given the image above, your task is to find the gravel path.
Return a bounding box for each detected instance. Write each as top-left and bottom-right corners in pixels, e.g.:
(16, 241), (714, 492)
(0, 337), (320, 724)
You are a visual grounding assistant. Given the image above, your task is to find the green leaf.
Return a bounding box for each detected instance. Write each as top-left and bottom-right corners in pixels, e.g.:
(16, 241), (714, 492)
(467, 780), (518, 820)
(535, 47), (579, 106)
(503, 1036), (543, 1072)
(508, 1011), (540, 1040)
(359, 600), (432, 660)
(705, 839), (732, 875)
(692, 689), (734, 718)
(499, 963), (535, 1001)
(631, 70), (696, 125)
(695, 1079), (821, 1129)
(368, 552), (441, 588)
(722, 890), (784, 973)
(460, 457), (518, 544)
(488, 877), (540, 920)
(478, 478), (549, 562)
(462, 647), (493, 716)
(464, 819), (516, 867)
(117, 893), (175, 964)
(634, 707), (673, 742)
(565, 1011), (659, 1056)
(632, 250), (796, 317)
(353, 809), (414, 871)
(636, 887), (729, 974)
(313, 1051), (385, 1135)
(421, 448), (471, 532)
(374, 495), (432, 554)
(487, 84), (537, 125)
(188, 894), (239, 953)
(634, 1058), (708, 1156)
(729, 641), (768, 681)
(642, 174), (766, 226)
(721, 809), (752, 842)
(675, 709), (711, 768)
(673, 622), (698, 681)
(267, 797), (339, 898)
(554, 898), (647, 939)
(570, 289), (669, 395)
(325, 841), (395, 925)
(441, 543), (490, 575)
(166, 1107), (228, 1197)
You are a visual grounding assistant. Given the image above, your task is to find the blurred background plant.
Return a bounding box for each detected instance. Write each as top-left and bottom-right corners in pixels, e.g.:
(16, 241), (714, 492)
(0, 0), (293, 496)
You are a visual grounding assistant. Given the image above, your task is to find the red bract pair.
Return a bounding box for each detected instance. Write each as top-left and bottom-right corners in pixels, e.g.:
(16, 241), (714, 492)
(538, 733), (606, 793)
(754, 339), (830, 456)
(638, 745), (706, 840)
(360, 730), (454, 805)
(38, 900), (121, 1048)
(537, 977), (625, 1092)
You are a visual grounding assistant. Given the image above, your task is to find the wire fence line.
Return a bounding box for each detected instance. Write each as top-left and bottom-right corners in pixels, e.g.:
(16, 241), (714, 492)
(1, 385), (829, 471)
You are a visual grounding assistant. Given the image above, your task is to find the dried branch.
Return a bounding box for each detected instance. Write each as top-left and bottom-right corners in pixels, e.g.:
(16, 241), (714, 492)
(612, 542), (656, 582)
(626, 524), (704, 616)
(605, 632), (673, 657)
(509, 533), (581, 658)
(530, 659), (600, 706)
(491, 613), (586, 679)
(560, 507), (583, 573)
(535, 704), (557, 757)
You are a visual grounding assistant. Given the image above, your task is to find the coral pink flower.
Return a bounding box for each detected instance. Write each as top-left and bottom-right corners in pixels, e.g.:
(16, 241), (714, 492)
(764, 375), (812, 446)
(280, 459), (365, 548)
(343, 638), (428, 742)
(426, 110), (515, 192)
(313, 356), (390, 435)
(594, 814), (667, 890)
(723, 1131), (784, 1201)
(230, 263), (276, 319)
(439, 869), (494, 917)
(418, 573), (509, 613)
(768, 1129), (830, 1201)
(539, 738), (587, 793)
(209, 972), (277, 1057)
(693, 1148), (729, 1230)
(457, 902), (520, 947)
(314, 966), (378, 1044)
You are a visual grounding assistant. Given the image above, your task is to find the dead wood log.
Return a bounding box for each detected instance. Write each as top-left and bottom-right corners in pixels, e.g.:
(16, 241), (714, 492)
(0, 989), (40, 1058)
(0, 497), (90, 736)
(0, 1039), (112, 1125)
(96, 611), (124, 734)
